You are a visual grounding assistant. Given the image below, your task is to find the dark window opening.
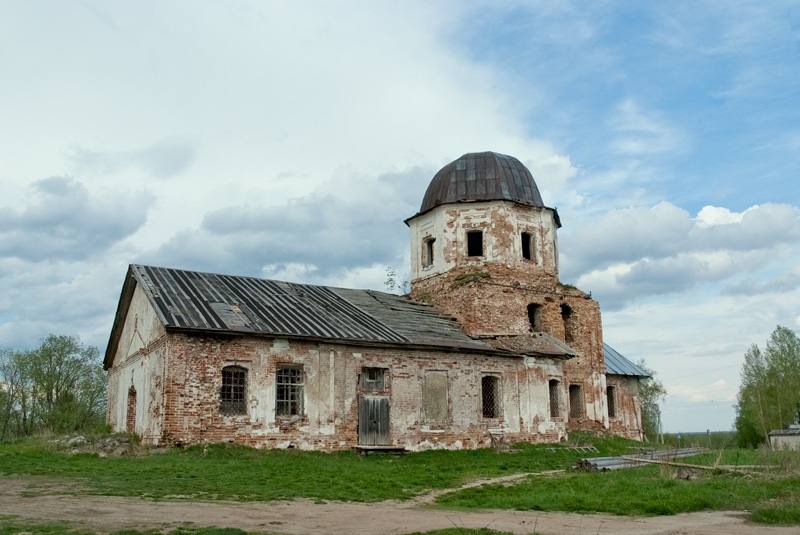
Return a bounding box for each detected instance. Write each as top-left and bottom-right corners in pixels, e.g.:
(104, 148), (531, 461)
(607, 386), (616, 418)
(561, 304), (574, 343)
(569, 384), (583, 419)
(276, 364), (304, 417)
(220, 366), (247, 416)
(521, 232), (533, 260)
(548, 380), (560, 418)
(528, 303), (542, 332)
(467, 230), (483, 257)
(424, 238), (435, 267)
(481, 375), (500, 418)
(360, 367), (385, 392)
(126, 387), (137, 433)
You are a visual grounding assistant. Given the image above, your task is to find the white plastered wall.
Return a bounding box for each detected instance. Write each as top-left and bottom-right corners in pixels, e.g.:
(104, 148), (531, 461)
(409, 201), (560, 282)
(107, 284), (168, 440)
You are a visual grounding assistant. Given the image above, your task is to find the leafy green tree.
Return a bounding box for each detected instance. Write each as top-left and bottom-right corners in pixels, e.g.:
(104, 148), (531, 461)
(0, 335), (106, 440)
(635, 359), (667, 441)
(735, 326), (800, 447)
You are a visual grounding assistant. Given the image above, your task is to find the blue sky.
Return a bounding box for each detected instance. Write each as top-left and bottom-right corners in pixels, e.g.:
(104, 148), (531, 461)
(1, 1), (798, 433)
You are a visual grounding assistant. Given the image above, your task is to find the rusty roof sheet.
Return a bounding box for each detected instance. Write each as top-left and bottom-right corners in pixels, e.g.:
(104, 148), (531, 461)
(481, 332), (578, 358)
(604, 344), (650, 377)
(416, 152), (546, 215)
(105, 265), (499, 366)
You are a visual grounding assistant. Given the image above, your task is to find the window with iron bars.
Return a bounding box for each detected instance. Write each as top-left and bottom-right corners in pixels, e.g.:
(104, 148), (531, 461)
(481, 375), (500, 418)
(360, 367), (385, 392)
(220, 366), (247, 416)
(548, 379), (560, 418)
(276, 364), (304, 417)
(569, 384), (584, 419)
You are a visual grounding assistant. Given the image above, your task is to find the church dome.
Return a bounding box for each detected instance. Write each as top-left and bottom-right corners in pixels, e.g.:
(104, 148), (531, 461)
(419, 152), (544, 214)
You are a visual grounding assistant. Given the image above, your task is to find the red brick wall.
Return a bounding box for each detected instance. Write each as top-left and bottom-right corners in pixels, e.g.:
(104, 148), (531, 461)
(411, 264), (608, 434)
(140, 332), (567, 451)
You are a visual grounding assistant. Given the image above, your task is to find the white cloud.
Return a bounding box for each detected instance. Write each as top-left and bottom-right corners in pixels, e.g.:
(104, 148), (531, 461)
(609, 99), (688, 155)
(564, 202), (800, 308)
(0, 177), (153, 262)
(695, 205), (744, 226)
(0, 0), (797, 437)
(669, 379), (736, 404)
(70, 138), (197, 179)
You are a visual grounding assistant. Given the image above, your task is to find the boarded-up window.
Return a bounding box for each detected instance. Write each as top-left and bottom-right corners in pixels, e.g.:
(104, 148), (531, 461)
(569, 384), (583, 419)
(360, 367), (385, 392)
(424, 371), (448, 422)
(276, 364), (303, 417)
(607, 386), (616, 418)
(220, 366), (247, 416)
(481, 375), (500, 418)
(548, 379), (560, 418)
(467, 230), (483, 257)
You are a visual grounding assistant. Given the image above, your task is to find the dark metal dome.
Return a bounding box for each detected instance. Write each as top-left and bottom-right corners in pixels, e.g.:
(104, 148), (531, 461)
(419, 152), (544, 214)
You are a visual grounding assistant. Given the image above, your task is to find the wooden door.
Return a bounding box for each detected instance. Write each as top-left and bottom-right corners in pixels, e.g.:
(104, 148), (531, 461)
(358, 396), (390, 446)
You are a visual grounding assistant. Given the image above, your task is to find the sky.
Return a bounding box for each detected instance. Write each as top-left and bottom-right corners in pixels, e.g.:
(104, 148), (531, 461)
(1, 1), (798, 433)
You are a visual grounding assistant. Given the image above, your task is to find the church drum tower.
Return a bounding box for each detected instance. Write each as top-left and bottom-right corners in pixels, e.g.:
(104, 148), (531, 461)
(405, 152), (609, 432)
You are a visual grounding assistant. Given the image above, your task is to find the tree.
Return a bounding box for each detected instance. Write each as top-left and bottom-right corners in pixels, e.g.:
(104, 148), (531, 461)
(384, 267), (410, 294)
(735, 326), (800, 447)
(0, 335), (106, 440)
(636, 359), (667, 441)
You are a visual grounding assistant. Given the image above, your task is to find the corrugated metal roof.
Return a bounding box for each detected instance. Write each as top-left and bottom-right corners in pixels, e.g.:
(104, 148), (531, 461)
(104, 264), (585, 367)
(132, 265), (414, 343)
(104, 265), (509, 367)
(604, 343), (650, 377)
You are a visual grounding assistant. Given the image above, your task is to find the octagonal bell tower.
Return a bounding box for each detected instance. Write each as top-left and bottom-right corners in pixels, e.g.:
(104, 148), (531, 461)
(405, 151), (566, 336)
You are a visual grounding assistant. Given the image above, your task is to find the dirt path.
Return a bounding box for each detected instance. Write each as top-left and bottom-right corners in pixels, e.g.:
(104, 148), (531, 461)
(1, 475), (798, 535)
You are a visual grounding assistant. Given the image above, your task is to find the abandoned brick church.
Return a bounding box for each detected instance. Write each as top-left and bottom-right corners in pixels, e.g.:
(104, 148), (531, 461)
(105, 151), (649, 451)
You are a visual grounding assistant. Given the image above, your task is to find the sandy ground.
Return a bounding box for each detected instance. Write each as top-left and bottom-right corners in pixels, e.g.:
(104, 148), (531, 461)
(1, 475), (798, 535)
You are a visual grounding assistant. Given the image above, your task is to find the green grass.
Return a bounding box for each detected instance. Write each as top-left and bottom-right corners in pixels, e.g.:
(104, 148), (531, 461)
(435, 460), (800, 524)
(2, 434), (799, 525)
(0, 433), (632, 502)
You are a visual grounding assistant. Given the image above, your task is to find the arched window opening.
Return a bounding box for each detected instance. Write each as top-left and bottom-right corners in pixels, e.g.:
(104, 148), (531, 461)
(569, 384), (583, 419)
(481, 375), (500, 418)
(548, 380), (560, 418)
(220, 366), (247, 416)
(467, 230), (483, 257)
(561, 304), (574, 343)
(528, 303), (542, 332)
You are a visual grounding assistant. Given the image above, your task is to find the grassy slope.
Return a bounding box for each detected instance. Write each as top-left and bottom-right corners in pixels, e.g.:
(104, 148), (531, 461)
(436, 448), (800, 524)
(0, 433), (630, 502)
(0, 434), (798, 525)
